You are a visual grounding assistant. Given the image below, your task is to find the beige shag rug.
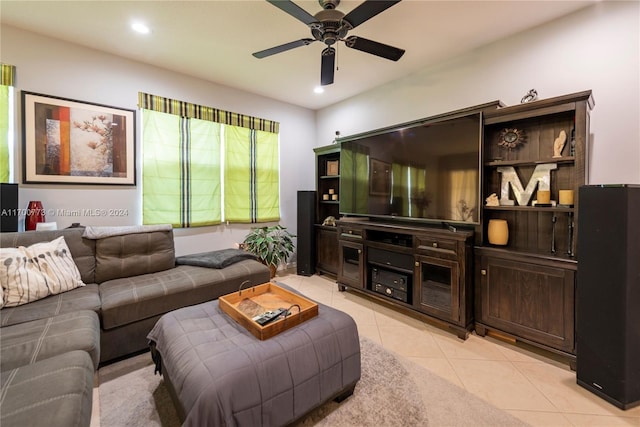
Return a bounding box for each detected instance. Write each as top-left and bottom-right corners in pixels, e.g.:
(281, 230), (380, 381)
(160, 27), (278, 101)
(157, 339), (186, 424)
(98, 337), (528, 426)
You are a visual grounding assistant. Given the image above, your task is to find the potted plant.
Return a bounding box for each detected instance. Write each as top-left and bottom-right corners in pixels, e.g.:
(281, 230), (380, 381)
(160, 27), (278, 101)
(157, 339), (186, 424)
(243, 225), (295, 278)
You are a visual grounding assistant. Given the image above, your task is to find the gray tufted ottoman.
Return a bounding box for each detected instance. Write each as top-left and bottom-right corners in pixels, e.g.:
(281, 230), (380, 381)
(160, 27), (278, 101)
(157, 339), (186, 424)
(147, 283), (361, 427)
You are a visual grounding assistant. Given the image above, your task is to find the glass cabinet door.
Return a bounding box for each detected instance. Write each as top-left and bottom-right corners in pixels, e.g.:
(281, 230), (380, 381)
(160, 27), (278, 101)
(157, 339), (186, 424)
(338, 241), (364, 288)
(414, 255), (460, 322)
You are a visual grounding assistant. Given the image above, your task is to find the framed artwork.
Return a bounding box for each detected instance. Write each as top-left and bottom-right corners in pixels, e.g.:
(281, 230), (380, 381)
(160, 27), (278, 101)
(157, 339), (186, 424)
(326, 160), (339, 176)
(22, 91), (136, 185)
(369, 158), (391, 196)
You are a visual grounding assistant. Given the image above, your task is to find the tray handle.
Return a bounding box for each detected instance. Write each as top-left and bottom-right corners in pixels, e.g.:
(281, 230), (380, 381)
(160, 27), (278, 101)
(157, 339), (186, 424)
(283, 304), (302, 324)
(238, 280), (254, 297)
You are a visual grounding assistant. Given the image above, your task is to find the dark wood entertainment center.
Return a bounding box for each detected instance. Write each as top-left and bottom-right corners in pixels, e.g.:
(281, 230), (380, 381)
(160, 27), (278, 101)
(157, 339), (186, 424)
(336, 218), (475, 339)
(311, 90), (593, 366)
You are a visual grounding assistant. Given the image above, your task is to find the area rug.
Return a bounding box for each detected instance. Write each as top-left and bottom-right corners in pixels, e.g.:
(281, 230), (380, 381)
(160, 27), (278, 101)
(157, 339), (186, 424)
(98, 337), (528, 426)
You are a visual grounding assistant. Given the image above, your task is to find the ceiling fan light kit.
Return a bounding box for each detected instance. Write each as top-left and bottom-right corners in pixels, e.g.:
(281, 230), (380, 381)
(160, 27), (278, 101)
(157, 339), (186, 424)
(253, 0), (405, 86)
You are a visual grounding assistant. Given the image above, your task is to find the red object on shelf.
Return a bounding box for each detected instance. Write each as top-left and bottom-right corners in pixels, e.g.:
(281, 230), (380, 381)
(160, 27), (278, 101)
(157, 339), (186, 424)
(25, 201), (45, 231)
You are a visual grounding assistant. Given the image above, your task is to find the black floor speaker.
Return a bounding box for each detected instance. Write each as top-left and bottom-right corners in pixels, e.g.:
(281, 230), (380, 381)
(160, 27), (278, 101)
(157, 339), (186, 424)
(576, 184), (640, 409)
(1, 183), (19, 232)
(296, 191), (316, 276)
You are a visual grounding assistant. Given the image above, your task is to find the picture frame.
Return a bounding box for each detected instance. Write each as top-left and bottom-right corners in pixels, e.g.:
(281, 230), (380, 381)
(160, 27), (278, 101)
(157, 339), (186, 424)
(369, 158), (391, 196)
(22, 91), (136, 185)
(326, 160), (339, 176)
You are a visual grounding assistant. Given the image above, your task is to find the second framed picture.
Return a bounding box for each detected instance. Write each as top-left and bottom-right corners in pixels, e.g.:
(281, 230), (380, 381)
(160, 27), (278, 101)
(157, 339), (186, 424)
(22, 91), (136, 185)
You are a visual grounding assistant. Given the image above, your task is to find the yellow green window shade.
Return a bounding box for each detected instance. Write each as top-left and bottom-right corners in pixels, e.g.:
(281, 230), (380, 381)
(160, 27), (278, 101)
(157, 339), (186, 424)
(142, 109), (221, 227)
(1, 64), (16, 86)
(138, 92), (279, 133)
(0, 64), (14, 182)
(0, 86), (9, 182)
(224, 125), (279, 223)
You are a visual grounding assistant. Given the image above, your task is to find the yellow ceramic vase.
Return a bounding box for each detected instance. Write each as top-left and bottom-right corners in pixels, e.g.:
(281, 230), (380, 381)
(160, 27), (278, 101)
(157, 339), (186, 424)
(488, 219), (509, 245)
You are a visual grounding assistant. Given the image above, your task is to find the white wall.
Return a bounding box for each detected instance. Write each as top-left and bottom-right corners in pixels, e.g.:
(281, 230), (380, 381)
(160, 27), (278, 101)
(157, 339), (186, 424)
(1, 25), (317, 256)
(316, 1), (640, 185)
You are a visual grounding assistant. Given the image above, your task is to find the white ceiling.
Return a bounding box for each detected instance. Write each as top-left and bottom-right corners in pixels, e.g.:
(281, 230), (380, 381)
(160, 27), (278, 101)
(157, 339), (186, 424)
(1, 0), (596, 110)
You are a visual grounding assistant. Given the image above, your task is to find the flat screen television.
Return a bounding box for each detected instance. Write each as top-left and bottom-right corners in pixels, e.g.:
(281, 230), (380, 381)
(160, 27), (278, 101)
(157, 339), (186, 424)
(339, 112), (482, 225)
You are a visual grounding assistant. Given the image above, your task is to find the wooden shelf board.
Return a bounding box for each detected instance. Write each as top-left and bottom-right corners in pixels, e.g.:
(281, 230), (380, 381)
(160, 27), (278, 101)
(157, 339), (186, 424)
(484, 205), (574, 213)
(485, 157), (575, 167)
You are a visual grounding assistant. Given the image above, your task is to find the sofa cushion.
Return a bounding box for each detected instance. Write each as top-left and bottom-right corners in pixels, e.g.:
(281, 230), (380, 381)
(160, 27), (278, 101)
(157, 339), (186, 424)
(0, 350), (94, 427)
(93, 229), (175, 283)
(0, 284), (101, 328)
(1, 236), (86, 307)
(99, 261), (270, 330)
(1, 247), (50, 307)
(0, 228), (96, 284)
(1, 310), (100, 372)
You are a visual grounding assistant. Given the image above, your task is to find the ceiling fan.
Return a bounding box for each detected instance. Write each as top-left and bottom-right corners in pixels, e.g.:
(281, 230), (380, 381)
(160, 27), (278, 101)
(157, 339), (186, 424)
(253, 0), (405, 86)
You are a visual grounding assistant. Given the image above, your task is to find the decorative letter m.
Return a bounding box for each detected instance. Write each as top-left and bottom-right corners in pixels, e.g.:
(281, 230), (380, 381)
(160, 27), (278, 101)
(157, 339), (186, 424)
(497, 163), (558, 206)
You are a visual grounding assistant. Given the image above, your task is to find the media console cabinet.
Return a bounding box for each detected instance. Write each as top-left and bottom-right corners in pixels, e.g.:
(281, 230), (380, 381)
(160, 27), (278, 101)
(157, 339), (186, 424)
(314, 91), (593, 364)
(335, 218), (474, 339)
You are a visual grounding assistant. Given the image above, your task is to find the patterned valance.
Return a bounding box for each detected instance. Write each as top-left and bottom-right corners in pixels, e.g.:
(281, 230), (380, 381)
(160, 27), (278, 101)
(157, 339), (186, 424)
(138, 92), (279, 133)
(1, 64), (16, 86)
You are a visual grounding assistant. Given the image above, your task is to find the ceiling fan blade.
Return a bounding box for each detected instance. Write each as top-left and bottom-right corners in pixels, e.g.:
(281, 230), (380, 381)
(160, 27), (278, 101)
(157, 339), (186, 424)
(344, 36), (405, 61)
(253, 38), (316, 58)
(267, 0), (318, 26)
(343, 0), (401, 29)
(320, 47), (336, 86)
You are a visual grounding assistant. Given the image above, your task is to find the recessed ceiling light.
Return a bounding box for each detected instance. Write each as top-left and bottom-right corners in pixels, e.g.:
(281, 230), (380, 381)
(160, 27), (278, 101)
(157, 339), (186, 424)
(314, 86), (324, 94)
(131, 22), (150, 34)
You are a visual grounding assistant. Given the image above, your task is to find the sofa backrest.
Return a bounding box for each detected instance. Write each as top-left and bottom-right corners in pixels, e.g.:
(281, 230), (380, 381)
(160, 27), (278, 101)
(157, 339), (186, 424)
(1, 226), (177, 285)
(0, 228), (96, 284)
(93, 230), (175, 283)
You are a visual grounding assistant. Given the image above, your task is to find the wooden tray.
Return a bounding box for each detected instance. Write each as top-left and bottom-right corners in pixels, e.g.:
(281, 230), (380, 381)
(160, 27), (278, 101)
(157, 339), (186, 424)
(219, 282), (318, 340)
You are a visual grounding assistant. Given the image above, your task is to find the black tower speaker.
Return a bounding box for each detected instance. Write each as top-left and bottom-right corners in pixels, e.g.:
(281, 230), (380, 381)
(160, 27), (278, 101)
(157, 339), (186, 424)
(297, 191), (316, 276)
(1, 183), (19, 232)
(576, 184), (640, 409)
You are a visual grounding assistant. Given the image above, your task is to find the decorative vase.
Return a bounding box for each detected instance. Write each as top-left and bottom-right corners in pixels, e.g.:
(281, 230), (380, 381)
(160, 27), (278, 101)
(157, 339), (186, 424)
(487, 219), (509, 245)
(25, 201), (46, 231)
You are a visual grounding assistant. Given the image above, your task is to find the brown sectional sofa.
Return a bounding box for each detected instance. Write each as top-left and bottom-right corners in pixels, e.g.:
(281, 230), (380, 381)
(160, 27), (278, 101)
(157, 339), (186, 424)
(0, 225), (270, 427)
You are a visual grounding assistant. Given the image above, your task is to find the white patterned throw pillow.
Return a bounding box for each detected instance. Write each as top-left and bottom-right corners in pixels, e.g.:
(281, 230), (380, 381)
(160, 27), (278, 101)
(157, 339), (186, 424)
(1, 236), (86, 307)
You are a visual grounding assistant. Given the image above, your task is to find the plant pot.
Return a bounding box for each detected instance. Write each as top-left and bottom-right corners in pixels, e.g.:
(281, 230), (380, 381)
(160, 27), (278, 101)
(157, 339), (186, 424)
(269, 264), (277, 279)
(259, 260), (278, 279)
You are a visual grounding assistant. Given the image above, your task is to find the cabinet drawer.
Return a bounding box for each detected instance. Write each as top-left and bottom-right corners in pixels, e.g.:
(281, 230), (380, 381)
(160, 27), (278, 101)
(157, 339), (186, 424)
(339, 226), (363, 240)
(415, 235), (457, 258)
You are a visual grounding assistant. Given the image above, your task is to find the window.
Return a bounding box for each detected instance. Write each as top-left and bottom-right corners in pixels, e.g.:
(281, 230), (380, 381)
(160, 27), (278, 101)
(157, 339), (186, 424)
(224, 125), (279, 223)
(0, 64), (16, 183)
(139, 93), (280, 227)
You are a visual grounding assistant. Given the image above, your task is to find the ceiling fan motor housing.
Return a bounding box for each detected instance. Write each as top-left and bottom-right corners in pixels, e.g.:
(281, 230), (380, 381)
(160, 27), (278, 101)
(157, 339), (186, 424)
(312, 9), (349, 45)
(319, 0), (340, 10)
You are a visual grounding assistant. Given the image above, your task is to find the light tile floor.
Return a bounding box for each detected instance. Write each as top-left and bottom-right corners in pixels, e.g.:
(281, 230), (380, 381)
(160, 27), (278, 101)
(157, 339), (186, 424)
(276, 271), (640, 427)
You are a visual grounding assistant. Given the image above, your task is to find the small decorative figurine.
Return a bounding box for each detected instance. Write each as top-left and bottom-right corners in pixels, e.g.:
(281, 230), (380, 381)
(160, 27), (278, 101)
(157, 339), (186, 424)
(332, 131), (341, 144)
(553, 130), (567, 158)
(521, 89), (538, 103)
(322, 216), (336, 226)
(485, 193), (500, 206)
